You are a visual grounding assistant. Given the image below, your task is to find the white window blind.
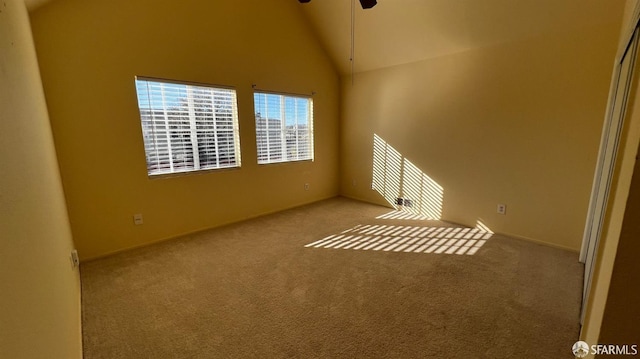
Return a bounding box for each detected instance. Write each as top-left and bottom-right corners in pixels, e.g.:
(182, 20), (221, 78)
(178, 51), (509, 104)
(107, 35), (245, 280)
(135, 78), (241, 176)
(254, 92), (314, 164)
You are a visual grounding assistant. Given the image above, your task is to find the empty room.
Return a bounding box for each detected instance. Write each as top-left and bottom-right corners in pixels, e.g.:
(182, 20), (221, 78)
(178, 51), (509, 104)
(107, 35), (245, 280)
(3, 0), (640, 358)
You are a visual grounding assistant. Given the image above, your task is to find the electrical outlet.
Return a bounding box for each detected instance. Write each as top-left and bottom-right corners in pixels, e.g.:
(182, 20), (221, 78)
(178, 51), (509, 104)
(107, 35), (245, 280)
(497, 204), (507, 215)
(304, 183), (310, 191)
(396, 197), (404, 206)
(70, 250), (80, 268)
(404, 199), (413, 208)
(133, 213), (144, 225)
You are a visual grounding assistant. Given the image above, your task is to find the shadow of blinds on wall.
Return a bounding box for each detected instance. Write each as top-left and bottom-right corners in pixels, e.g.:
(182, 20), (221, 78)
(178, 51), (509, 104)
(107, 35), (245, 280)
(372, 134), (443, 220)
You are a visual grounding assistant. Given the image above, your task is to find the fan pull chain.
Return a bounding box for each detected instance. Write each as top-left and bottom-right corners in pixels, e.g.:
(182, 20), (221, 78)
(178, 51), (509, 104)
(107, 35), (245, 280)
(350, 0), (355, 85)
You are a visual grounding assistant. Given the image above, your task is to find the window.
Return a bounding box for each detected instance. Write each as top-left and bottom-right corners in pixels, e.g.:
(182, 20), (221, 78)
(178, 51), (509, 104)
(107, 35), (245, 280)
(135, 78), (241, 176)
(254, 92), (314, 164)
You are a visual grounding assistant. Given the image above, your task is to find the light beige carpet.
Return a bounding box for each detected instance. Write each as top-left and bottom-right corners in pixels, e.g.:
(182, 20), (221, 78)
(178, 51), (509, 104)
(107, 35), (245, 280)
(80, 197), (583, 358)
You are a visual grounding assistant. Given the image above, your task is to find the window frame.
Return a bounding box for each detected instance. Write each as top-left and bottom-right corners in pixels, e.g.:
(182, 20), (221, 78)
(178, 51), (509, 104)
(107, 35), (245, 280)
(134, 77), (242, 177)
(253, 90), (314, 165)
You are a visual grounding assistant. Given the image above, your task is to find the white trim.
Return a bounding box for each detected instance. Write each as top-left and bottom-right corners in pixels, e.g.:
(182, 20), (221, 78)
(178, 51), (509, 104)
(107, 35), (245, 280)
(136, 76), (236, 91)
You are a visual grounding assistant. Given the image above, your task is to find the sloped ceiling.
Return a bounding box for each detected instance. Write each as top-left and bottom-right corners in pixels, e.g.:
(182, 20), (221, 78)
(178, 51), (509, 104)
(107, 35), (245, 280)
(24, 0), (50, 11)
(25, 0), (624, 74)
(299, 0), (625, 75)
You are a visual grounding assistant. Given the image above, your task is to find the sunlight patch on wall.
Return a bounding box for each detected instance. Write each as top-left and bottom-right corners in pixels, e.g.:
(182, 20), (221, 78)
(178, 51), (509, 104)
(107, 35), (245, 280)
(373, 134), (402, 206)
(372, 134), (443, 219)
(306, 224), (492, 256)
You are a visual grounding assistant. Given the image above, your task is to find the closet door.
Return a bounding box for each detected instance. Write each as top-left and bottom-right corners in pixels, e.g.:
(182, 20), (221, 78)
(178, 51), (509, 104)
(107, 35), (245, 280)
(580, 27), (639, 324)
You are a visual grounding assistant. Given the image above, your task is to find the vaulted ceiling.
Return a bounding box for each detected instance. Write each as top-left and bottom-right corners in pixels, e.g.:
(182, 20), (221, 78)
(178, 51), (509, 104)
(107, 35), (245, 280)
(24, 0), (49, 11)
(25, 0), (625, 76)
(299, 0), (625, 74)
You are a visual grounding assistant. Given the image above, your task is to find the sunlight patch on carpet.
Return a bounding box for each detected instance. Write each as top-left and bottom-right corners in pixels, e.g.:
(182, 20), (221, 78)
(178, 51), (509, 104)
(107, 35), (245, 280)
(376, 210), (431, 220)
(305, 224), (491, 255)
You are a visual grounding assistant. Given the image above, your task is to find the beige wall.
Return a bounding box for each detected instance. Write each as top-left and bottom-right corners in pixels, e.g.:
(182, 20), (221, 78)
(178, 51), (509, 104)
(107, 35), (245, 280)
(0, 0), (82, 357)
(340, 16), (623, 251)
(30, 0), (340, 260)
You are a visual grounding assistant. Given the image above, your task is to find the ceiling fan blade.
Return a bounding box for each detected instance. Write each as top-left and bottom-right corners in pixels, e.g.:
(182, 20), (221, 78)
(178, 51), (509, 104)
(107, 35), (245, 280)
(359, 0), (377, 9)
(298, 0), (377, 9)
